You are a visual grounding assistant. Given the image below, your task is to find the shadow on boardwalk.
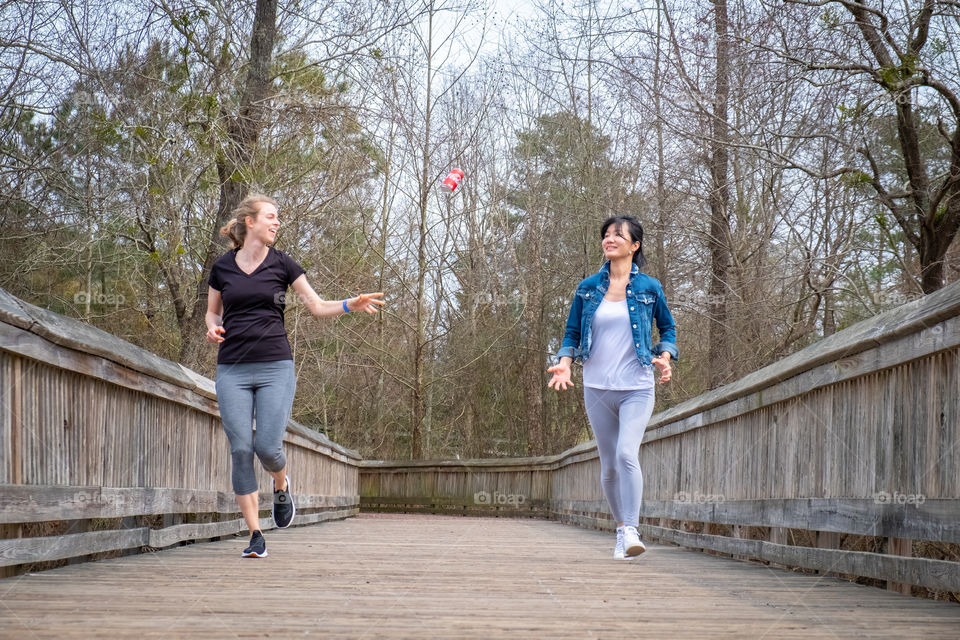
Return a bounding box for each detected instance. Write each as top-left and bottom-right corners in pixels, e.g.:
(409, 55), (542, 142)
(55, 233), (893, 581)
(2, 514), (958, 639)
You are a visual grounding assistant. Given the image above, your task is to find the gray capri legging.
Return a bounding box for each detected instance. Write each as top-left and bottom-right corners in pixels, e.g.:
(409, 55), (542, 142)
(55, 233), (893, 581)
(583, 386), (656, 528)
(215, 360), (297, 495)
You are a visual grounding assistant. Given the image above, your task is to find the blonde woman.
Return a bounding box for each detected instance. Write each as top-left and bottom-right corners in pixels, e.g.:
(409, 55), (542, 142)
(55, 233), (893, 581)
(206, 194), (384, 557)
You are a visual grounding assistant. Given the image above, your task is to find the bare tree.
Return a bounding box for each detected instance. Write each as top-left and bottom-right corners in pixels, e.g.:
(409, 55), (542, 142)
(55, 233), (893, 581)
(777, 0), (960, 293)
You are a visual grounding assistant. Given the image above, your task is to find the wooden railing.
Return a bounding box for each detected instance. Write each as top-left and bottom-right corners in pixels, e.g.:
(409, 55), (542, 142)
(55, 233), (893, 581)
(0, 288), (361, 576)
(362, 281), (960, 596)
(4, 281), (960, 597)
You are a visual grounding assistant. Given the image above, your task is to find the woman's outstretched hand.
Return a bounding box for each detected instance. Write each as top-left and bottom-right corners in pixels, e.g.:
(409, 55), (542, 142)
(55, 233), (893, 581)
(547, 360), (574, 391)
(652, 353), (672, 384)
(347, 292), (386, 314)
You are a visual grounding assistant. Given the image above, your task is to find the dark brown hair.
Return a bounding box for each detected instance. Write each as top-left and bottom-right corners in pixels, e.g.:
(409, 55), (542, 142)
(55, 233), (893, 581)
(601, 215), (646, 267)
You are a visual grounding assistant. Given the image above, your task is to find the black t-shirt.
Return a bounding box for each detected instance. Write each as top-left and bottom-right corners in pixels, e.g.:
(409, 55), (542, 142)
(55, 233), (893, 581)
(208, 247), (306, 364)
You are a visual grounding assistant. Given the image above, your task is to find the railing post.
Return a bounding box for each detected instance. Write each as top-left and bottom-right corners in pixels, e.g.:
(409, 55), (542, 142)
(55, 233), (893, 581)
(767, 527), (788, 568)
(886, 537), (913, 595)
(732, 524), (748, 561)
(816, 530), (841, 577)
(0, 524), (20, 578)
(769, 526), (787, 545)
(11, 356), (21, 485)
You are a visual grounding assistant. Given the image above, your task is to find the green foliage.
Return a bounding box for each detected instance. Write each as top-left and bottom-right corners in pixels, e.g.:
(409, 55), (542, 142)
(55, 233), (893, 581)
(90, 112), (122, 146)
(840, 170), (872, 188)
(878, 54), (919, 90)
(820, 8), (841, 29)
(510, 112), (621, 216)
(836, 101), (867, 124)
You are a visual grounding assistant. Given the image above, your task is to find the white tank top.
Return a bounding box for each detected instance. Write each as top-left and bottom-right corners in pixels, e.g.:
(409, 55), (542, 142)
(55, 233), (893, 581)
(582, 298), (654, 390)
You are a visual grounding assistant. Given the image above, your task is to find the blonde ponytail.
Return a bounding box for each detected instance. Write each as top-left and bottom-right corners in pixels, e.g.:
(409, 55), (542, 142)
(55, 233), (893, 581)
(219, 193), (278, 249)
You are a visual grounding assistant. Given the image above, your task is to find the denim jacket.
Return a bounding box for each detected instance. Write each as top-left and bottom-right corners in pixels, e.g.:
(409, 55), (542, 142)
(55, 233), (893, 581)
(555, 262), (678, 365)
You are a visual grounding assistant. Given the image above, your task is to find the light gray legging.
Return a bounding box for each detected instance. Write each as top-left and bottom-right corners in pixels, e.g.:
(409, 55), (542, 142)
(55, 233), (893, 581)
(583, 387), (656, 528)
(215, 360), (297, 495)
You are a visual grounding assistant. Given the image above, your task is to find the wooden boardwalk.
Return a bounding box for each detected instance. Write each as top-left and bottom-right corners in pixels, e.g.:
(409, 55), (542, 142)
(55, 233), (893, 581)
(1, 514), (958, 639)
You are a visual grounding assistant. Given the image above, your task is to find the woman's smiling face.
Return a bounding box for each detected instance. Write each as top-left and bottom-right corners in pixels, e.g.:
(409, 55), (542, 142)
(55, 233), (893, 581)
(602, 222), (639, 261)
(247, 202), (280, 245)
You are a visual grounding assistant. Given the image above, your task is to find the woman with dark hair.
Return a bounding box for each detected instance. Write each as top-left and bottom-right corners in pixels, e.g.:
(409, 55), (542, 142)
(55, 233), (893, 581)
(547, 215), (677, 559)
(206, 193), (384, 558)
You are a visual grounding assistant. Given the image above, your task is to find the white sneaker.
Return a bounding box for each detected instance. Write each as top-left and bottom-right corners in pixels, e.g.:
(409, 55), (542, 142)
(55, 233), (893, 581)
(623, 526), (646, 557)
(613, 527), (626, 559)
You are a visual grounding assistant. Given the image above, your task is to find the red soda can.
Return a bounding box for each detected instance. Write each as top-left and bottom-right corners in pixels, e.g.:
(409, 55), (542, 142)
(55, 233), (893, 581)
(440, 168), (464, 193)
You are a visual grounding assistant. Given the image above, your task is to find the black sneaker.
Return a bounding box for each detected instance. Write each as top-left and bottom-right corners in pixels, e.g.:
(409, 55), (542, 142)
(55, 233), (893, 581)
(273, 475), (296, 528)
(242, 530), (267, 558)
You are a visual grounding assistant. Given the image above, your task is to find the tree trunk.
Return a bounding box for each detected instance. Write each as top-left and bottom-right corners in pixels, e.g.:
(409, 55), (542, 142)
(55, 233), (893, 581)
(522, 209), (545, 456)
(707, 0), (732, 387)
(845, 1), (960, 294)
(410, 4), (435, 460)
(180, 0), (279, 367)
(822, 290), (836, 337)
(654, 0), (668, 291)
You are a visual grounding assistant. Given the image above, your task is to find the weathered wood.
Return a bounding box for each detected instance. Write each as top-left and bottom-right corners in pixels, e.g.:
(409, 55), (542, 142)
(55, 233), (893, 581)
(0, 486), (220, 522)
(646, 280), (960, 431)
(64, 519), (91, 566)
(644, 315), (960, 444)
(360, 458), (560, 471)
(359, 495), (549, 508)
(149, 519), (255, 548)
(634, 498), (960, 543)
(355, 326), (960, 588)
(356, 492), (960, 546)
(0, 524), (20, 578)
(549, 499), (610, 514)
(292, 507), (359, 525)
(358, 442), (602, 474)
(768, 526), (788, 569)
(638, 523), (960, 592)
(7, 281), (960, 594)
(5, 515), (960, 638)
(360, 504), (540, 518)
(0, 321), (217, 415)
(0, 289), (362, 573)
(0, 528), (150, 567)
(0, 287), (34, 329)
(731, 523), (749, 561)
(816, 530), (841, 577)
(887, 537), (913, 595)
(0, 486), (360, 523)
(11, 355), (21, 485)
(0, 288), (200, 392)
(0, 322), (359, 464)
(0, 508), (359, 565)
(358, 473), (960, 588)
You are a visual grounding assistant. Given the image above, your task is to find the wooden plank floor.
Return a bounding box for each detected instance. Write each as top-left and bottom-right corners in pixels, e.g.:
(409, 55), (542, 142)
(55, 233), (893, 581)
(1, 513), (958, 638)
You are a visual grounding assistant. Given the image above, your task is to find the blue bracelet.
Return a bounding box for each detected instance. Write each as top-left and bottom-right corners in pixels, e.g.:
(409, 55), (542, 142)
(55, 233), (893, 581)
(342, 299), (350, 313)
